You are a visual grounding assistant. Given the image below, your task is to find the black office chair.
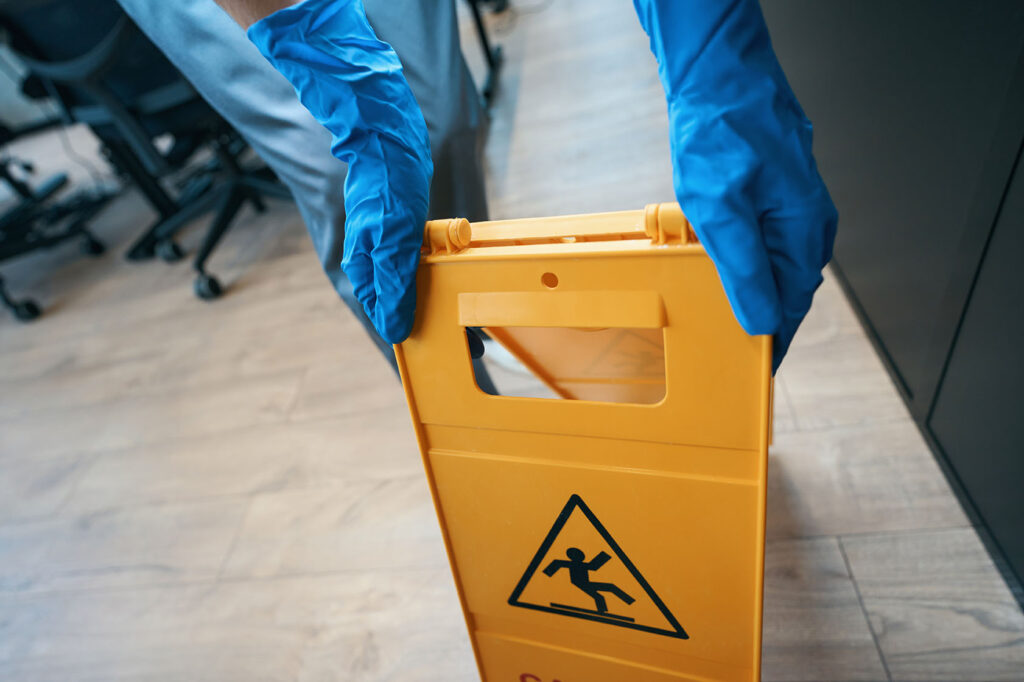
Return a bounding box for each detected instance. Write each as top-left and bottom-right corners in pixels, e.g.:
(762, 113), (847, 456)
(0, 123), (113, 320)
(0, 0), (291, 300)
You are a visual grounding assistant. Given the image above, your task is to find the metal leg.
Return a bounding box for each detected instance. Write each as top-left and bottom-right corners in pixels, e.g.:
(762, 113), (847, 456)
(103, 140), (177, 217)
(0, 274), (14, 309)
(106, 140), (187, 261)
(0, 273), (41, 321)
(151, 185), (224, 242)
(194, 184), (246, 277)
(467, 0), (504, 105)
(190, 178), (269, 301)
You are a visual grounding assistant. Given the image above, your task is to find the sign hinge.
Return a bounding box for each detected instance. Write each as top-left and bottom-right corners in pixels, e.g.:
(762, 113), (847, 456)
(644, 202), (697, 245)
(424, 218), (472, 255)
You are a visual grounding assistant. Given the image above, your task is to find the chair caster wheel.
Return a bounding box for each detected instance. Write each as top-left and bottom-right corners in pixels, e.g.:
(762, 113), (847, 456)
(81, 235), (106, 256)
(13, 300), (41, 322)
(156, 240), (184, 263)
(194, 274), (222, 300)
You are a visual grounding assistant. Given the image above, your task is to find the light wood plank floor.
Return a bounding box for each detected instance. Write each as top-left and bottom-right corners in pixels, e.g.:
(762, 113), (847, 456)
(1, 1), (1022, 680)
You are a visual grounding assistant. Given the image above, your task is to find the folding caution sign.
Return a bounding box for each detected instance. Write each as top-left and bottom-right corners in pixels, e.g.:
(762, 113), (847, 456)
(396, 203), (773, 682)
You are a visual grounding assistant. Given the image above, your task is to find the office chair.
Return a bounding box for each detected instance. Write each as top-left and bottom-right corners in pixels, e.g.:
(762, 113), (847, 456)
(0, 0), (291, 300)
(0, 123), (113, 320)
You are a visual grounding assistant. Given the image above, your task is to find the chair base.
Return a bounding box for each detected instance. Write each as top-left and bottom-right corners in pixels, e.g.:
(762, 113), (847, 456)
(117, 131), (293, 300)
(0, 183), (115, 321)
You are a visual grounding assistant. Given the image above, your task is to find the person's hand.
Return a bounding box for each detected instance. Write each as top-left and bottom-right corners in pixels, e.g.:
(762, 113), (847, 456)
(248, 0), (431, 344)
(633, 0), (838, 371)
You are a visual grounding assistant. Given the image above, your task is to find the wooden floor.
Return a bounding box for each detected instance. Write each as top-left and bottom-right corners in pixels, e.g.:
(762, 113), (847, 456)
(2, 1), (1023, 680)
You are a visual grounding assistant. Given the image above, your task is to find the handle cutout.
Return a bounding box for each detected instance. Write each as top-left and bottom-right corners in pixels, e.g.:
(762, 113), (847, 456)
(469, 326), (666, 405)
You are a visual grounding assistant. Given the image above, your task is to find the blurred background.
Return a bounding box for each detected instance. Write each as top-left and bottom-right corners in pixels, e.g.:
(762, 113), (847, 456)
(0, 1), (1022, 680)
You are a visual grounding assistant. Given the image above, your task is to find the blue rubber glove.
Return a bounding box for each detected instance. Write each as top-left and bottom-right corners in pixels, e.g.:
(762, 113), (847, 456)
(248, 0), (432, 344)
(633, 0), (838, 371)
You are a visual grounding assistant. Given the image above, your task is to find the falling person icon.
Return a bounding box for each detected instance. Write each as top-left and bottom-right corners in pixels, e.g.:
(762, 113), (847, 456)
(509, 495), (688, 638)
(543, 547), (636, 614)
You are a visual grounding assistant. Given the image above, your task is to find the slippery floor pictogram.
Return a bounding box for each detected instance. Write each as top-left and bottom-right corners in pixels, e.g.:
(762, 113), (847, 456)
(544, 547), (636, 618)
(508, 494), (689, 639)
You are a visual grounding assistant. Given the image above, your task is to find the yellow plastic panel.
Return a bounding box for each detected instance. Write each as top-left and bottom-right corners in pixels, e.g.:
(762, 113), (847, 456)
(403, 252), (763, 450)
(477, 632), (728, 682)
(397, 205), (772, 682)
(429, 445), (759, 670)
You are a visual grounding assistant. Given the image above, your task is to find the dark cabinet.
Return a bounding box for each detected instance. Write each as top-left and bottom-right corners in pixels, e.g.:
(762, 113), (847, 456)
(761, 1), (1024, 417)
(761, 1), (1024, 593)
(930, 158), (1024, 580)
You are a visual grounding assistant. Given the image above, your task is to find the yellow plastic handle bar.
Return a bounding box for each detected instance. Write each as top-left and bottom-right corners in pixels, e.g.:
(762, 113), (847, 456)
(458, 291), (666, 329)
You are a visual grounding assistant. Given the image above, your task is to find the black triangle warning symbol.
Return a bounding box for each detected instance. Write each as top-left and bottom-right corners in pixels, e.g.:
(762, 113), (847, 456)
(508, 494), (688, 639)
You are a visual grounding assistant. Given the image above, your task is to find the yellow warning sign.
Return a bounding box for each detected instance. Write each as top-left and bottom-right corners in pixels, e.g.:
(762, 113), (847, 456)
(397, 204), (773, 681)
(509, 494), (687, 639)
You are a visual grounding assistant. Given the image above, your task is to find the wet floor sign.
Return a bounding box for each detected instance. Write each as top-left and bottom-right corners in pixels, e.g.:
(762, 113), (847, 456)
(508, 494), (689, 640)
(396, 204), (773, 682)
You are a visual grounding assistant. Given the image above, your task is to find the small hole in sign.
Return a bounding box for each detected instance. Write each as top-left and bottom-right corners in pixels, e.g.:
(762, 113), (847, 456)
(541, 272), (559, 288)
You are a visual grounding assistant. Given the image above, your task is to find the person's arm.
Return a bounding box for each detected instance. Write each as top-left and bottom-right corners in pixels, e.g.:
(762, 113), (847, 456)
(632, 0), (838, 371)
(586, 551), (611, 571)
(214, 0), (293, 28)
(543, 560), (569, 577)
(216, 0), (432, 345)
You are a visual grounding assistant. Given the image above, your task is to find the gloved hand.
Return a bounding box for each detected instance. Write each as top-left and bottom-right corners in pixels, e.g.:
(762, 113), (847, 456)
(632, 0), (838, 371)
(248, 0), (431, 344)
